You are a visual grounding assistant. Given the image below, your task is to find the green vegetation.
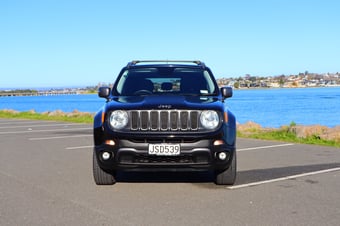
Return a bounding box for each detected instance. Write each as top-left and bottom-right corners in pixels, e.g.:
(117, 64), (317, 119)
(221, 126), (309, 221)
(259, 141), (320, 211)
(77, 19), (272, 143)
(0, 110), (94, 124)
(0, 89), (38, 96)
(0, 89), (38, 94)
(237, 126), (340, 148)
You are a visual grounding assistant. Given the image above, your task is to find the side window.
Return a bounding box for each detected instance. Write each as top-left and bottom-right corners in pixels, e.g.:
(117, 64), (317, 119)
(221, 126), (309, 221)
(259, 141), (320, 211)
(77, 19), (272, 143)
(116, 70), (129, 94)
(203, 70), (216, 93)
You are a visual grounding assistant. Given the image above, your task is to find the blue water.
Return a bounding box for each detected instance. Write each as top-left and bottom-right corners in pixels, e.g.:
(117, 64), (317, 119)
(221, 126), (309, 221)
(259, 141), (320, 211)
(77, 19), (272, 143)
(228, 87), (340, 127)
(1, 87), (339, 128)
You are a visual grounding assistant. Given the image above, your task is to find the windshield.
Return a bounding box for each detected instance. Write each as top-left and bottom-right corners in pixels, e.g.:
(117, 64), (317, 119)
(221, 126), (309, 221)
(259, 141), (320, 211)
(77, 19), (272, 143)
(114, 67), (218, 96)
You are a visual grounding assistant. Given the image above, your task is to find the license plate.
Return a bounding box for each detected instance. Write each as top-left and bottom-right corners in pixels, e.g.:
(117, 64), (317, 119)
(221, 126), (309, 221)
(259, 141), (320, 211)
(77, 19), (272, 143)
(148, 144), (181, 156)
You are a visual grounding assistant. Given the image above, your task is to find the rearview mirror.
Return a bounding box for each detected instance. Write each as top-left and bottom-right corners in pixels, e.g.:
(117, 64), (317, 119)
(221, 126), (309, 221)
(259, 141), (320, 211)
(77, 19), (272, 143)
(98, 87), (111, 99)
(221, 87), (233, 100)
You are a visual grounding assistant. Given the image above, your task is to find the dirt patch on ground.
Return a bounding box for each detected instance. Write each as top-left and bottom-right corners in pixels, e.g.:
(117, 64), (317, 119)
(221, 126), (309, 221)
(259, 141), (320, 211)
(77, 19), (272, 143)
(41, 109), (94, 118)
(237, 121), (340, 142)
(290, 125), (340, 142)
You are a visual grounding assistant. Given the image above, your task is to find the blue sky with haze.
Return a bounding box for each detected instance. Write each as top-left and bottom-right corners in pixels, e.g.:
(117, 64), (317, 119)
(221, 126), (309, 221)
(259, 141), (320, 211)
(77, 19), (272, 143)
(1, 0), (339, 88)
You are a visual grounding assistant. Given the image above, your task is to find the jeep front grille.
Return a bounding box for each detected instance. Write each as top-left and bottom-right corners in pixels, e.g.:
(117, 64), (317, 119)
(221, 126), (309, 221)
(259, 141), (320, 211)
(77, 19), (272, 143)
(130, 110), (200, 131)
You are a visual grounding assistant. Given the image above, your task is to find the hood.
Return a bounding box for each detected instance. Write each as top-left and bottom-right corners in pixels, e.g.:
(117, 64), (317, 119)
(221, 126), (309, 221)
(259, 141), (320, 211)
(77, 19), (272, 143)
(105, 95), (223, 111)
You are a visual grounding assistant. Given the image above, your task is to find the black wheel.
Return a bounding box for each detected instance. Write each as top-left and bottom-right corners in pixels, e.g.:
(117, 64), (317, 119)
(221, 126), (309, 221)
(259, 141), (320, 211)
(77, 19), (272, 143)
(92, 149), (116, 185)
(215, 152), (237, 185)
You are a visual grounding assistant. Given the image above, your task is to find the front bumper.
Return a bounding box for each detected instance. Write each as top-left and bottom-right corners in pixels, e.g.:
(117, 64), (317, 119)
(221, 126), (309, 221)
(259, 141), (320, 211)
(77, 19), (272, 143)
(94, 139), (236, 172)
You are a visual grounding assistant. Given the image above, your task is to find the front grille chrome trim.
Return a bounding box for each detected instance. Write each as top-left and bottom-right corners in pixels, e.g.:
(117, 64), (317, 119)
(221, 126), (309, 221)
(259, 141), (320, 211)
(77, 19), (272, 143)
(129, 110), (200, 131)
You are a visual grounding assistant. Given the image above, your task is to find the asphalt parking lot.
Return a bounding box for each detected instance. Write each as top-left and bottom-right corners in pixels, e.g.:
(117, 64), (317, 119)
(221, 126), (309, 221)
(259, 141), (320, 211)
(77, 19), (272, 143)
(1, 119), (340, 226)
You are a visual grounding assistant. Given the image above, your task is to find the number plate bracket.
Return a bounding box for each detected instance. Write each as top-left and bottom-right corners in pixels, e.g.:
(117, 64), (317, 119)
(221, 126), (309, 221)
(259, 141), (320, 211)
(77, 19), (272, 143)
(148, 144), (181, 156)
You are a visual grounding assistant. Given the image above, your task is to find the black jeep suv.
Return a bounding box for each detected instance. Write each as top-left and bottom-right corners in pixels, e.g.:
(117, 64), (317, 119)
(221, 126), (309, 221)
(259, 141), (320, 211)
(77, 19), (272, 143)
(93, 60), (236, 185)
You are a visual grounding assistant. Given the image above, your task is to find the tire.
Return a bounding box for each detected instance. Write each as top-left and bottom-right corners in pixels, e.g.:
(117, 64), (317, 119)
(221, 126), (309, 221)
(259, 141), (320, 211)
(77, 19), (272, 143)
(93, 149), (116, 185)
(215, 151), (237, 185)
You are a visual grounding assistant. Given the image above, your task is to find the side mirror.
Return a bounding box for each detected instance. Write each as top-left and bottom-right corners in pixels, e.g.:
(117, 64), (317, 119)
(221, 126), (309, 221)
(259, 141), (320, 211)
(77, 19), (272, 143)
(98, 87), (111, 99)
(221, 87), (233, 100)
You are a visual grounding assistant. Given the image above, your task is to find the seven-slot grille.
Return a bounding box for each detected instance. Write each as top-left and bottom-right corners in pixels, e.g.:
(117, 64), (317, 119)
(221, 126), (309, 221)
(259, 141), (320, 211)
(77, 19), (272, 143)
(130, 110), (200, 131)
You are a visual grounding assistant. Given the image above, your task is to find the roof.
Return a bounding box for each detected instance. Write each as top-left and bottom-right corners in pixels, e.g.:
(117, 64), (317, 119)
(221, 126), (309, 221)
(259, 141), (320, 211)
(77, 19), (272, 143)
(126, 60), (206, 69)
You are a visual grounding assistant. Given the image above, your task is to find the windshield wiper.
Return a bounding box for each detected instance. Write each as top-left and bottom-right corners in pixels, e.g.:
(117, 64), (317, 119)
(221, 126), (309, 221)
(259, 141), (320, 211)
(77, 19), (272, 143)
(182, 93), (216, 96)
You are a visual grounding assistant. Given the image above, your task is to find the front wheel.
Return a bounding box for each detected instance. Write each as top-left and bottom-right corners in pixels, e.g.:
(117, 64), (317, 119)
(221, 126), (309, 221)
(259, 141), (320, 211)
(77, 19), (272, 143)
(215, 152), (237, 185)
(93, 149), (116, 185)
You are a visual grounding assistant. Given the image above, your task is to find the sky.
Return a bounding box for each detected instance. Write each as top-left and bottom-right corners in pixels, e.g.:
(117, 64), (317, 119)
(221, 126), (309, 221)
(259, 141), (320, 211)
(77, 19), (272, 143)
(1, 0), (339, 88)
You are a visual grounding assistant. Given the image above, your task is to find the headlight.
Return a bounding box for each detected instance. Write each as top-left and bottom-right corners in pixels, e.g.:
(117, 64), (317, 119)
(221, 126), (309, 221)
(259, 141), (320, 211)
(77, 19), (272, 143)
(109, 110), (128, 129)
(200, 110), (219, 130)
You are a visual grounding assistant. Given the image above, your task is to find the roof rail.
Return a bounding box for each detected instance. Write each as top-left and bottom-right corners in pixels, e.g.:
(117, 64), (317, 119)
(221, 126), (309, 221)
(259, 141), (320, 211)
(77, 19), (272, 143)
(127, 60), (205, 68)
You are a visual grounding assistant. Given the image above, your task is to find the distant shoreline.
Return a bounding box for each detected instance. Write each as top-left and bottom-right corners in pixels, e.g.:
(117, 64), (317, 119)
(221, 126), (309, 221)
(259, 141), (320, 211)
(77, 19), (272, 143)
(1, 85), (339, 97)
(232, 85), (340, 90)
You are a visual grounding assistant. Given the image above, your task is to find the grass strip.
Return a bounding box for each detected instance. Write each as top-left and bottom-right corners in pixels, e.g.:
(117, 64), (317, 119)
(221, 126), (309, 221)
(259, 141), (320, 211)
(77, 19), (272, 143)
(0, 110), (93, 124)
(237, 128), (339, 148)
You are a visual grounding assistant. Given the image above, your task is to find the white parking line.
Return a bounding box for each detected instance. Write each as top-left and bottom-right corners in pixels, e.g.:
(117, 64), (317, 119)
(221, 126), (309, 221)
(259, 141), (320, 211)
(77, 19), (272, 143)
(238, 143), (294, 152)
(228, 167), (340, 190)
(0, 123), (84, 129)
(0, 127), (91, 134)
(29, 135), (92, 140)
(0, 121), (56, 125)
(66, 145), (93, 150)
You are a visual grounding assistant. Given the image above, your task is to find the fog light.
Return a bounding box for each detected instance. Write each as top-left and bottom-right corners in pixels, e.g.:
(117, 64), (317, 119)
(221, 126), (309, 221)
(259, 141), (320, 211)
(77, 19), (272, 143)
(102, 152), (111, 160)
(218, 152), (227, 160)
